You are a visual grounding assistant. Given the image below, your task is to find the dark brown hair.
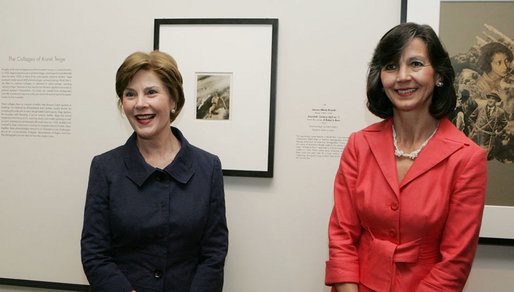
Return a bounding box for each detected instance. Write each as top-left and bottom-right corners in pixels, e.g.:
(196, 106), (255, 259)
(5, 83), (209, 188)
(366, 23), (456, 119)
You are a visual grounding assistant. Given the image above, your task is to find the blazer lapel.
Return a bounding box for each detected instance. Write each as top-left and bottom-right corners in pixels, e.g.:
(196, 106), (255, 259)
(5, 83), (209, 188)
(400, 118), (465, 188)
(163, 132), (195, 185)
(363, 119), (401, 198)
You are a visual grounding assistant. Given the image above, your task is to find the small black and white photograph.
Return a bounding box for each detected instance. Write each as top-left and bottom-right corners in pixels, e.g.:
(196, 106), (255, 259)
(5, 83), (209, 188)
(196, 73), (231, 120)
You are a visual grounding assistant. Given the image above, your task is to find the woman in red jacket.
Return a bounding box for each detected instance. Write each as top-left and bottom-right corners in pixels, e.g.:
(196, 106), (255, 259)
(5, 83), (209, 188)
(325, 23), (487, 291)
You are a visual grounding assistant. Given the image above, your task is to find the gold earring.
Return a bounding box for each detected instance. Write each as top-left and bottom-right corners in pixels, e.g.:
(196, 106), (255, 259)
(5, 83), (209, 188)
(436, 81), (443, 87)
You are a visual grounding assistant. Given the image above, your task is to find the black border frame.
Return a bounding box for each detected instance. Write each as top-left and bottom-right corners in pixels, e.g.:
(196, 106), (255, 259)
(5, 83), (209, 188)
(0, 278), (89, 291)
(154, 18), (278, 178)
(400, 0), (408, 23)
(479, 237), (514, 245)
(401, 0), (514, 246)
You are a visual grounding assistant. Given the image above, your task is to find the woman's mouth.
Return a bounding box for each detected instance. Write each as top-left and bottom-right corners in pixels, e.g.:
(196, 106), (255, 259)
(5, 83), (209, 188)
(396, 88), (417, 96)
(135, 114), (156, 124)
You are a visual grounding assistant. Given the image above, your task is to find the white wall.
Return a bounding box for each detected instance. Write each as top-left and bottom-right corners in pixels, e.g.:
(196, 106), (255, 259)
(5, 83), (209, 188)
(0, 1), (512, 291)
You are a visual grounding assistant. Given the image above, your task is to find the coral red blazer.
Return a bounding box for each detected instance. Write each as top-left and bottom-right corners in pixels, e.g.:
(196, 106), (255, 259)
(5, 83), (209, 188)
(325, 118), (487, 292)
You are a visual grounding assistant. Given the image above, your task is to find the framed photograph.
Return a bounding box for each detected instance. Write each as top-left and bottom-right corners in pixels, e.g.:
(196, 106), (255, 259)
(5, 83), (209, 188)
(403, 0), (514, 244)
(154, 19), (278, 177)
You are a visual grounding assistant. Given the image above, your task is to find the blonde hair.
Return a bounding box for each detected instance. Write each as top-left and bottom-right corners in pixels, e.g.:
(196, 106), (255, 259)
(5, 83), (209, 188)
(115, 51), (185, 121)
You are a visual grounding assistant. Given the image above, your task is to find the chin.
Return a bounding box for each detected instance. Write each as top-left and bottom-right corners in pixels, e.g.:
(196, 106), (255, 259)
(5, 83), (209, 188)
(135, 132), (153, 140)
(394, 104), (427, 113)
(133, 127), (156, 138)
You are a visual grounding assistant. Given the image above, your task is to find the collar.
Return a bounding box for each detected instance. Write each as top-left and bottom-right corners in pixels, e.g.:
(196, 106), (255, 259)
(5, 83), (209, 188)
(122, 127), (195, 187)
(363, 118), (467, 196)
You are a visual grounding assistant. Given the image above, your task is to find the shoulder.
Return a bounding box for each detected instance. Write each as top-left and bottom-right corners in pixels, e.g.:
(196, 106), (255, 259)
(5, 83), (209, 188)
(91, 144), (125, 166)
(339, 119), (392, 158)
(188, 143), (221, 168)
(86, 144), (128, 186)
(184, 143), (223, 186)
(361, 119), (390, 133)
(173, 126), (221, 168)
(496, 107), (507, 115)
(350, 119), (391, 143)
(438, 118), (486, 157)
(476, 74), (491, 91)
(439, 119), (476, 144)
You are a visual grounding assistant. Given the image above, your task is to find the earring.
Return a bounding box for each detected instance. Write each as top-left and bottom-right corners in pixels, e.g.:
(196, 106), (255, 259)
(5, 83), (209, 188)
(436, 81), (444, 87)
(171, 108), (176, 114)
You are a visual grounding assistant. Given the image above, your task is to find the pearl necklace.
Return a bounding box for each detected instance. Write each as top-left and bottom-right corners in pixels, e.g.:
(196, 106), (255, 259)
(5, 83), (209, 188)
(392, 121), (439, 159)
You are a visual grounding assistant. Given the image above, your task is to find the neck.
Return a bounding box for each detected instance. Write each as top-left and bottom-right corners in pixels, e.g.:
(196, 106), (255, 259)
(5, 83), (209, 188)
(392, 110), (439, 152)
(136, 128), (181, 168)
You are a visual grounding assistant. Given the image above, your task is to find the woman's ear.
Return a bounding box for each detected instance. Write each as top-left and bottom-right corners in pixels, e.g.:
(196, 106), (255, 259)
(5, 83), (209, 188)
(435, 73), (442, 84)
(434, 73), (444, 87)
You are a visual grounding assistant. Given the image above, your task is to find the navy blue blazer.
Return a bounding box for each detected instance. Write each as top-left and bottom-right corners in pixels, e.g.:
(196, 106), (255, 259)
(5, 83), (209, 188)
(81, 127), (228, 292)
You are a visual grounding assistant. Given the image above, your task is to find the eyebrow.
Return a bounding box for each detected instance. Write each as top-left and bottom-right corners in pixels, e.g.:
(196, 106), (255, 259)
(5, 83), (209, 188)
(124, 85), (162, 92)
(405, 54), (429, 61)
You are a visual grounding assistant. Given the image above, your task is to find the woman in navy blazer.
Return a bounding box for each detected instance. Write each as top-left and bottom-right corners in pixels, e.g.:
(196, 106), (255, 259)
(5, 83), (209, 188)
(81, 51), (228, 292)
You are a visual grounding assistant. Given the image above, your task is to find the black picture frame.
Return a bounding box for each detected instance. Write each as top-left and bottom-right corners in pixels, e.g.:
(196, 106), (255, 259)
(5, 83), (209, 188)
(154, 18), (278, 177)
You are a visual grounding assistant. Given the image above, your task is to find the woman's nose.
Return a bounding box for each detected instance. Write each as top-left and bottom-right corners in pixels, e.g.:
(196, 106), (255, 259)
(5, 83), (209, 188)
(396, 65), (411, 82)
(135, 95), (147, 108)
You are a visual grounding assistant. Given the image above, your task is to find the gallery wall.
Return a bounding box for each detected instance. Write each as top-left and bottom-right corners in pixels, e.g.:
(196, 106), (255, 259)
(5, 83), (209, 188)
(0, 0), (512, 291)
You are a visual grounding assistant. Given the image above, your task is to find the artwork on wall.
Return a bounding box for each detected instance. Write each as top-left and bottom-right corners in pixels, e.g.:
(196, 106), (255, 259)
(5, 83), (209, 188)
(154, 18), (278, 177)
(404, 0), (514, 244)
(195, 73), (232, 121)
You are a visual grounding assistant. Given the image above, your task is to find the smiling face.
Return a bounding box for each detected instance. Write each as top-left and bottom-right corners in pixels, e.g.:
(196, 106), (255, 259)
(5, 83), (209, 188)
(122, 69), (175, 141)
(380, 37), (441, 115)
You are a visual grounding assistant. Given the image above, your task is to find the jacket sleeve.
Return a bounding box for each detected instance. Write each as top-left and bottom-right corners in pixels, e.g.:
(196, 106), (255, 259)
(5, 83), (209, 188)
(190, 156), (229, 292)
(416, 147), (487, 291)
(81, 157), (133, 291)
(325, 133), (361, 286)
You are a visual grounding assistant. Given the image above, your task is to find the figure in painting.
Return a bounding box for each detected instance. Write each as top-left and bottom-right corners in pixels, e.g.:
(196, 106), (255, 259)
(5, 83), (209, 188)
(476, 42), (513, 100)
(452, 89), (478, 135)
(208, 92), (228, 119)
(469, 92), (509, 160)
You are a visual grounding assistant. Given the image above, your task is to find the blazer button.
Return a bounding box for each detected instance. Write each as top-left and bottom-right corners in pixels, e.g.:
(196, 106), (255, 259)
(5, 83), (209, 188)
(390, 203), (399, 211)
(154, 269), (162, 279)
(388, 229), (396, 238)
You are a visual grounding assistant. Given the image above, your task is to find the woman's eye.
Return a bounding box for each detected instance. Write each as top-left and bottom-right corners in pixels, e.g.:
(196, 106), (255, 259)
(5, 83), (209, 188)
(384, 64), (397, 71)
(123, 91), (136, 98)
(410, 60), (424, 67)
(148, 89), (157, 95)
